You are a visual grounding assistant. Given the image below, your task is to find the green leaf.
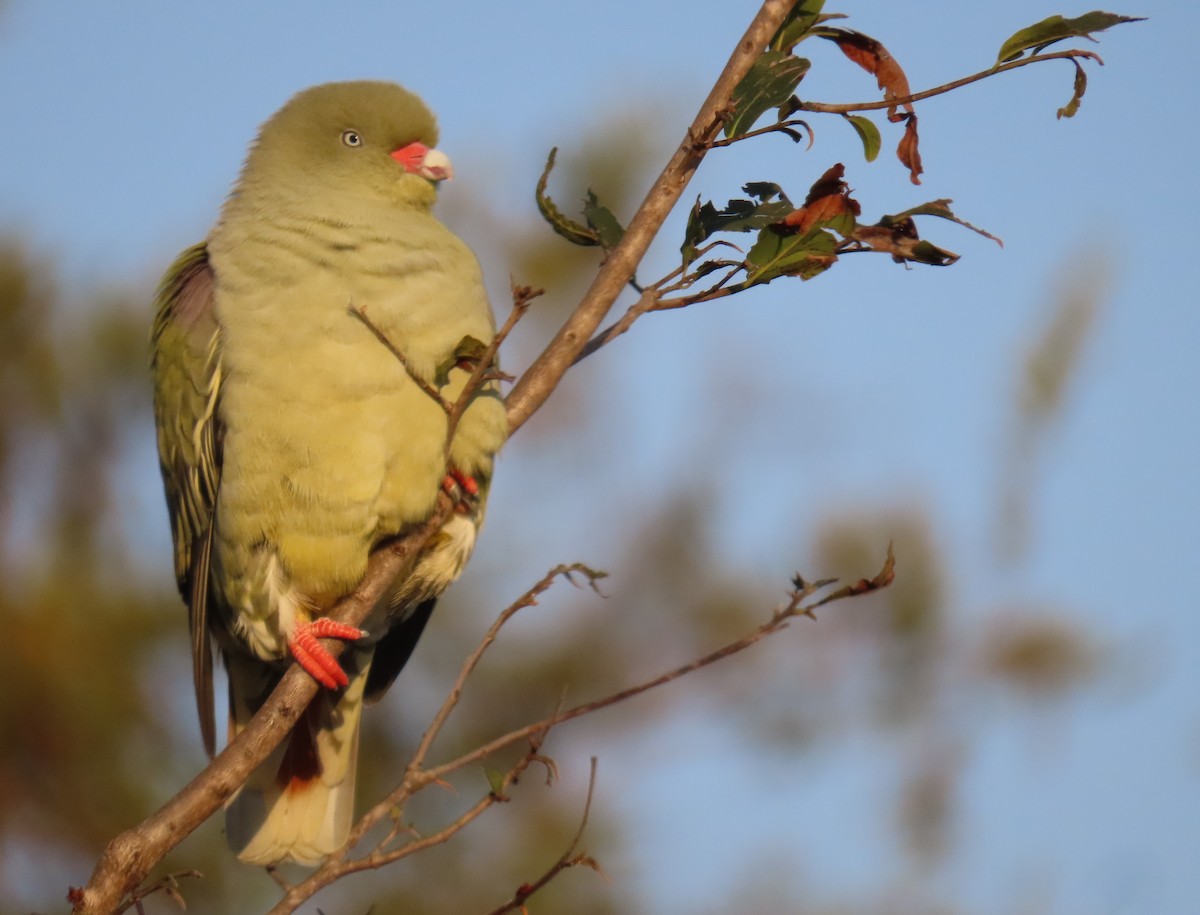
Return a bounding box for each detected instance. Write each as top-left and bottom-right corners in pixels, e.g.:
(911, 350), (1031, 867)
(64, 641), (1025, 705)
(844, 115), (881, 162)
(535, 147), (600, 247)
(908, 240), (960, 266)
(682, 191), (797, 267)
(726, 50), (811, 139)
(434, 335), (489, 386)
(745, 226), (838, 285)
(717, 198), (795, 233)
(996, 11), (1145, 64)
(485, 768), (506, 796)
(454, 335), (488, 362)
(769, 0), (827, 53)
(1057, 59), (1088, 118)
(743, 181), (790, 204)
(583, 190), (625, 250)
(681, 199), (707, 268)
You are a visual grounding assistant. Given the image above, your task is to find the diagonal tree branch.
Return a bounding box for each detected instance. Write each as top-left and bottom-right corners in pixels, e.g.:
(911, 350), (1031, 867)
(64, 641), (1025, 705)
(503, 0), (800, 434)
(69, 4), (801, 913)
(69, 509), (447, 915)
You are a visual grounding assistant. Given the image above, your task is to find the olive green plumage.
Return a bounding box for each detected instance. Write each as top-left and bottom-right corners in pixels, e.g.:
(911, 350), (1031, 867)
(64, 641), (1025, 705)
(151, 81), (507, 866)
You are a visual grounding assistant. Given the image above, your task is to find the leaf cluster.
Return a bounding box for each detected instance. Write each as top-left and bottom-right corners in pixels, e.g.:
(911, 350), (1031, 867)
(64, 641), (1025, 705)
(535, 3), (1136, 326)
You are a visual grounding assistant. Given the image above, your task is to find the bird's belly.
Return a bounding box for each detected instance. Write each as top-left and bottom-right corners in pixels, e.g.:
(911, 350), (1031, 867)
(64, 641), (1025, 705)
(213, 290), (451, 630)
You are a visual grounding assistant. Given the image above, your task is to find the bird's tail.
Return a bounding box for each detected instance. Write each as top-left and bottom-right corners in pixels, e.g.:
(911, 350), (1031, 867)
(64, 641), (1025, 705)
(223, 648), (371, 867)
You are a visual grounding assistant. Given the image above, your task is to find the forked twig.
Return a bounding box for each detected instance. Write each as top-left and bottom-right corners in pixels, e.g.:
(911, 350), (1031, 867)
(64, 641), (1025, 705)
(485, 758), (606, 915)
(263, 547), (892, 913)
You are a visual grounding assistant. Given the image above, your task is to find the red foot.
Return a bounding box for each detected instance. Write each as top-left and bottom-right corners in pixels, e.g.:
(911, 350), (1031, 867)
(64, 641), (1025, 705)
(442, 467), (480, 498)
(289, 618), (366, 689)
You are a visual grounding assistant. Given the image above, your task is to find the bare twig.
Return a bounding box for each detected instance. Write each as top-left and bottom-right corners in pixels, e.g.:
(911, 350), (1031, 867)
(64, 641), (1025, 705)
(422, 546), (895, 788)
(262, 547), (891, 914)
(112, 870), (202, 915)
(265, 732), (557, 914)
(445, 283), (541, 446)
(485, 758), (605, 915)
(572, 286), (663, 364)
(348, 303), (451, 411)
(708, 117), (814, 149)
(253, 564), (601, 913)
(405, 563), (604, 780)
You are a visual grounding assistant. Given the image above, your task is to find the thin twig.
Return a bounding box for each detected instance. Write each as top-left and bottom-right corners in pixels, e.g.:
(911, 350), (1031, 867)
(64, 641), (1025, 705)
(708, 117), (814, 149)
(485, 758), (604, 915)
(794, 49), (1103, 115)
(266, 733), (556, 913)
(348, 303), (451, 411)
(363, 564), (602, 836)
(572, 287), (662, 364)
(423, 547), (895, 786)
(257, 565), (603, 913)
(445, 283), (540, 447)
(113, 871), (203, 915)
(263, 546), (892, 913)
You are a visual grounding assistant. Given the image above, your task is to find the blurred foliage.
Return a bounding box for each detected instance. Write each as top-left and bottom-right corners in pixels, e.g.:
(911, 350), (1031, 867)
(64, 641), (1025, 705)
(998, 257), (1108, 561)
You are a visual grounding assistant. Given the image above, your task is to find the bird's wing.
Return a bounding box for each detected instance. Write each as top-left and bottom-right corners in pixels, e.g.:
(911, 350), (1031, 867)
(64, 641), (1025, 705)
(151, 242), (224, 756)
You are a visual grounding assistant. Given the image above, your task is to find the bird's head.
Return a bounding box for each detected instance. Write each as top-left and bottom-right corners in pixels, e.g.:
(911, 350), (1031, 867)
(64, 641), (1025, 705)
(237, 80), (454, 210)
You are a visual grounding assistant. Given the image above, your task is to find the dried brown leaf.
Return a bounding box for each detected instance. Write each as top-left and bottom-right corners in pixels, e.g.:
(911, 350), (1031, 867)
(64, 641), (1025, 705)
(830, 30), (913, 119)
(778, 163), (861, 234)
(896, 113), (924, 185)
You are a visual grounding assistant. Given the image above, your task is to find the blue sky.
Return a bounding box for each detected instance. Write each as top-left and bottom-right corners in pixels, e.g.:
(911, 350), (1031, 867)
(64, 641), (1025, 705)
(2, 2), (1196, 913)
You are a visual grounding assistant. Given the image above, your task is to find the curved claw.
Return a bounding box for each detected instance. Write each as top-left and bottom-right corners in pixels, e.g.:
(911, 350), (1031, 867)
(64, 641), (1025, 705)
(288, 618), (367, 689)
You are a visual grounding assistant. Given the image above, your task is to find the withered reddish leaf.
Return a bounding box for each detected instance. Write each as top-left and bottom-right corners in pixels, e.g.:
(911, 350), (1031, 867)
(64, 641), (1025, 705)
(802, 163), (848, 206)
(779, 163), (860, 235)
(781, 195), (854, 235)
(827, 29), (914, 119)
(896, 113), (924, 185)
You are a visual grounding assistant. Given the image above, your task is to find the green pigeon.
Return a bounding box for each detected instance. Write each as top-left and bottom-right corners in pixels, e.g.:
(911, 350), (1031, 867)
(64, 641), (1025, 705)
(151, 81), (507, 866)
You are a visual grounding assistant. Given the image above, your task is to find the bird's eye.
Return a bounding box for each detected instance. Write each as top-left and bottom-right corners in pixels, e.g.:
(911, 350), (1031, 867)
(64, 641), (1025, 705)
(341, 130), (363, 148)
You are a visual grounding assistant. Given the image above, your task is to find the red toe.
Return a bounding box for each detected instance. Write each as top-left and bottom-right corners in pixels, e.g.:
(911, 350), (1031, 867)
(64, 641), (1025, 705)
(288, 618), (366, 689)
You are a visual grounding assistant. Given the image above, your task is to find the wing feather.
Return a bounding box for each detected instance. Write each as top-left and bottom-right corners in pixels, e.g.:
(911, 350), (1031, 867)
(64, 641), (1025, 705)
(151, 242), (223, 755)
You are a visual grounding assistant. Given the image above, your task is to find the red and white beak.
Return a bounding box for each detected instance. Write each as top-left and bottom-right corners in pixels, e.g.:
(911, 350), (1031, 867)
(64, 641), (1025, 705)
(390, 141), (454, 182)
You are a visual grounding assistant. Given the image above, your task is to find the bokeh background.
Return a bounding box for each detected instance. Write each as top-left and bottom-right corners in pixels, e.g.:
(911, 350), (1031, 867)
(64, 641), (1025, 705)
(1, 2), (1196, 913)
